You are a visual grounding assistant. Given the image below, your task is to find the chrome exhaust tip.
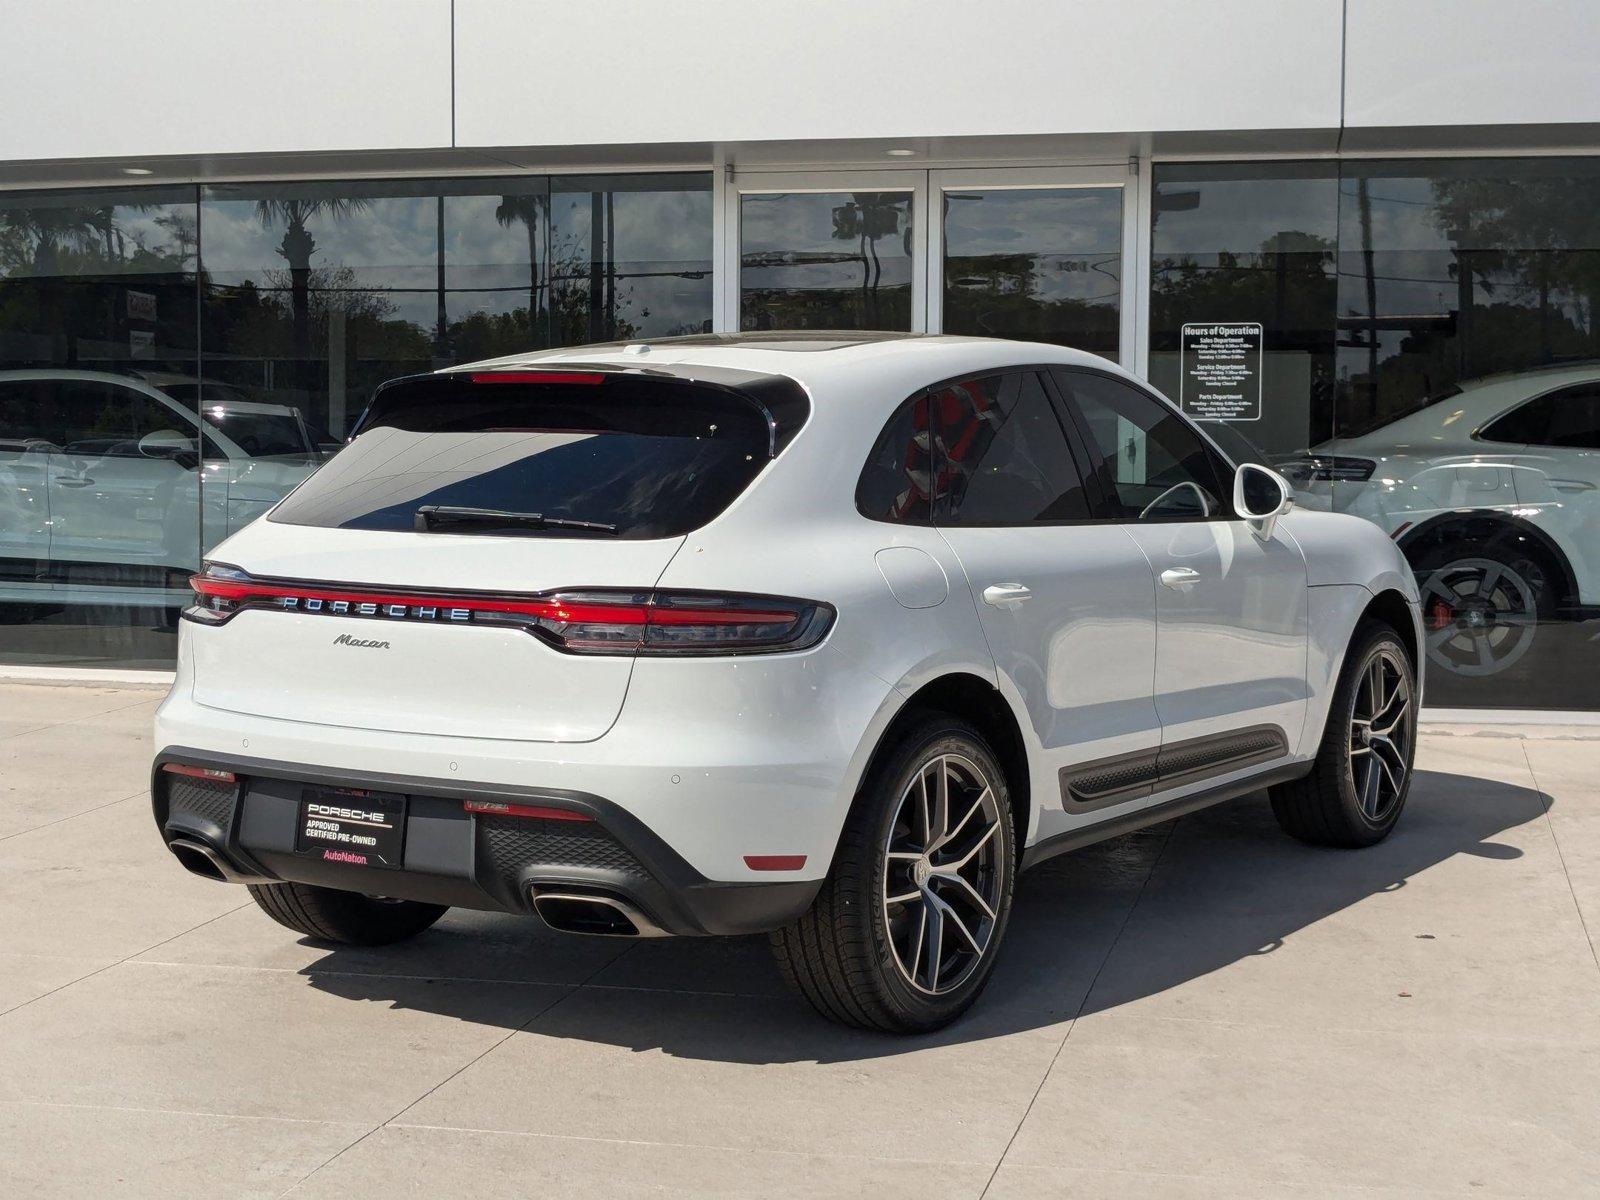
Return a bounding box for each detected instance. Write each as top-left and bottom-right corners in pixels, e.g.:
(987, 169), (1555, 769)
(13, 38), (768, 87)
(166, 835), (261, 885)
(531, 890), (669, 938)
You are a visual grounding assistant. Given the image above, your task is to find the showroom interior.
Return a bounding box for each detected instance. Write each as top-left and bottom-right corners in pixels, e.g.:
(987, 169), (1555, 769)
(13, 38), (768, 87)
(0, 1), (1596, 712)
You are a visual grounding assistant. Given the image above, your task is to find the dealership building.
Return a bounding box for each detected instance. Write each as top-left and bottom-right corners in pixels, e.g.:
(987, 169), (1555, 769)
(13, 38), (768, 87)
(1, 0), (1597, 712)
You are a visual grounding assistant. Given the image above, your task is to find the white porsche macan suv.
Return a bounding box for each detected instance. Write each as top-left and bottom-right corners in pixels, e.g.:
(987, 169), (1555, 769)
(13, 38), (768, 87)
(1281, 364), (1599, 679)
(152, 333), (1423, 1032)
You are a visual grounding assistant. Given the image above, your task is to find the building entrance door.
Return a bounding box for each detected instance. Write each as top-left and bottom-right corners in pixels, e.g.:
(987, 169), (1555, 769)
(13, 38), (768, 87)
(929, 166), (1134, 367)
(728, 170), (927, 334)
(723, 164), (1140, 370)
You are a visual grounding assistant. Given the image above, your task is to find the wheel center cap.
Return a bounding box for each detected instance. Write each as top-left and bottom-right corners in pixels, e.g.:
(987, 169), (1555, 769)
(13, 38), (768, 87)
(913, 858), (933, 886)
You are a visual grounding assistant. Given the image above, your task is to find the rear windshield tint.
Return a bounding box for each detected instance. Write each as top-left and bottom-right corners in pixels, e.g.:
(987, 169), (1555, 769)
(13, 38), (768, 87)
(269, 377), (774, 539)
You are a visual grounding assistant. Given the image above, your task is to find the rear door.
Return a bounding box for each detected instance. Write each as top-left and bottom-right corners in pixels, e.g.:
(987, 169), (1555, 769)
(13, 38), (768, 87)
(48, 379), (197, 568)
(1053, 367), (1308, 764)
(928, 370), (1161, 817)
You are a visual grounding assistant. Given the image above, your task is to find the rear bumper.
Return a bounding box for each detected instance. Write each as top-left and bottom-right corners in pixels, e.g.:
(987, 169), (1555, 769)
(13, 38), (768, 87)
(151, 748), (821, 937)
(155, 646), (881, 883)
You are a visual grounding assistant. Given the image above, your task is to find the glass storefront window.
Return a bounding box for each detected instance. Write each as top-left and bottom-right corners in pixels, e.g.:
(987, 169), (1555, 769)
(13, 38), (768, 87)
(740, 191), (914, 331)
(1333, 158), (1600, 436)
(202, 181), (456, 443)
(203, 174), (713, 444)
(550, 175), (714, 347)
(4, 155), (1598, 708)
(941, 186), (1122, 353)
(1326, 159), (1600, 707)
(1149, 163), (1339, 462)
(1152, 157), (1600, 709)
(0, 187), (199, 667)
(0, 173), (711, 668)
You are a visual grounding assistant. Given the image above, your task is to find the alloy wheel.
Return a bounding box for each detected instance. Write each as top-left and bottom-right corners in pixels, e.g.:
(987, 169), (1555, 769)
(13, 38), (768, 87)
(1348, 647), (1413, 823)
(1420, 558), (1539, 677)
(881, 753), (1005, 995)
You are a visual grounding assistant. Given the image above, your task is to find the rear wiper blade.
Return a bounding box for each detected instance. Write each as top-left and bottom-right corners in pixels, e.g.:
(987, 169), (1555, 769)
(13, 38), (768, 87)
(413, 505), (618, 534)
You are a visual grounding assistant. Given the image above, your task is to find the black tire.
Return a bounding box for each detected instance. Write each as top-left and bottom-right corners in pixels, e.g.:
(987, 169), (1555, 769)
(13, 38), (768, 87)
(1271, 621), (1417, 848)
(771, 713), (1017, 1033)
(246, 881), (447, 946)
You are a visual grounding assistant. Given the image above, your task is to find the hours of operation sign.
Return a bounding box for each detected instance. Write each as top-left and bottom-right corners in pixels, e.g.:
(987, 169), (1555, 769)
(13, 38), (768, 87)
(1180, 322), (1263, 421)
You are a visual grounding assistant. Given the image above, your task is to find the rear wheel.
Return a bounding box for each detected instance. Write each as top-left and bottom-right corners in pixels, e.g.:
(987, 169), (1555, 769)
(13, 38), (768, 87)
(771, 714), (1016, 1033)
(1270, 621), (1417, 848)
(247, 882), (447, 946)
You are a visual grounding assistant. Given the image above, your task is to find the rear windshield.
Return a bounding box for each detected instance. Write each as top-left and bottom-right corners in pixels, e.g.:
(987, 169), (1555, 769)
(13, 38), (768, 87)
(269, 377), (773, 539)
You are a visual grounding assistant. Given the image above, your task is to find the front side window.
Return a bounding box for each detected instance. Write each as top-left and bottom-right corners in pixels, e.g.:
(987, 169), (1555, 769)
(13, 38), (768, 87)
(933, 372), (1090, 525)
(54, 382), (191, 460)
(1056, 369), (1231, 521)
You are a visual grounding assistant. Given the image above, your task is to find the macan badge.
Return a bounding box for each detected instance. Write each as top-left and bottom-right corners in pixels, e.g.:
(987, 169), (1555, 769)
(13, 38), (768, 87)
(332, 633), (391, 650)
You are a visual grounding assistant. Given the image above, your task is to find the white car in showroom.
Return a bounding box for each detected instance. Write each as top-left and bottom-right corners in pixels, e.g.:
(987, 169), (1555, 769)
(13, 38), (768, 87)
(1281, 364), (1599, 679)
(0, 369), (327, 606)
(152, 333), (1422, 1032)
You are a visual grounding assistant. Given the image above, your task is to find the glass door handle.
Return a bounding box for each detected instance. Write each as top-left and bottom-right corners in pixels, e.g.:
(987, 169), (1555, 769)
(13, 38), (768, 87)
(1159, 567), (1201, 590)
(982, 583), (1033, 607)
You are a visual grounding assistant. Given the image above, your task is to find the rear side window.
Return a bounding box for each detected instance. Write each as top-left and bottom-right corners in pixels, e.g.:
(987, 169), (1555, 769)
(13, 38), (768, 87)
(933, 372), (1090, 525)
(1480, 396), (1552, 445)
(856, 395), (933, 524)
(270, 376), (775, 539)
(0, 379), (57, 445)
(1480, 384), (1600, 450)
(202, 409), (314, 458)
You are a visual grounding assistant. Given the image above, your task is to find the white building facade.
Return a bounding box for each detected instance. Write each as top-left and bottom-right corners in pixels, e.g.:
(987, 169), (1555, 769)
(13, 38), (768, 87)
(1, 0), (1597, 710)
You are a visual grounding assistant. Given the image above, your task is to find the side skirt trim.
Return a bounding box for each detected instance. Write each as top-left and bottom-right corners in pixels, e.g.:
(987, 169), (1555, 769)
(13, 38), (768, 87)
(1023, 761), (1310, 871)
(1059, 724), (1289, 811)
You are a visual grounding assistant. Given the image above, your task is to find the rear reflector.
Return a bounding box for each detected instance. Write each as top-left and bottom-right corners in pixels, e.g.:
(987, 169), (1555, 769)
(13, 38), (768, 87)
(744, 854), (807, 871)
(463, 800), (592, 822)
(469, 371), (604, 386)
(162, 763), (237, 783)
(186, 567), (834, 657)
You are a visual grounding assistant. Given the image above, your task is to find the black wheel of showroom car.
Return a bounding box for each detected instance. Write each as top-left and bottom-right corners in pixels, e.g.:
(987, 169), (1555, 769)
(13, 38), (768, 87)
(771, 713), (1017, 1033)
(1270, 621), (1417, 848)
(247, 881), (448, 946)
(1409, 540), (1557, 678)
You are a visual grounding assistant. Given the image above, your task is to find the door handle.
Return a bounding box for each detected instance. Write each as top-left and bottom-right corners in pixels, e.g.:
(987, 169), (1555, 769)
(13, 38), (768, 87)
(1159, 567), (1202, 590)
(982, 583), (1033, 607)
(1549, 478), (1596, 493)
(57, 476), (93, 488)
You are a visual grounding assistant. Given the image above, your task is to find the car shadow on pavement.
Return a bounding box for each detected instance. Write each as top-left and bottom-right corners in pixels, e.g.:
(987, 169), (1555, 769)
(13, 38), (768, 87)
(299, 768), (1548, 1063)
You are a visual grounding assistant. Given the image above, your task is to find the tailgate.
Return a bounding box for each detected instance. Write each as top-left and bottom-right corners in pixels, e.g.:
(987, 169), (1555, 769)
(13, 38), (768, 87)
(190, 524), (682, 743)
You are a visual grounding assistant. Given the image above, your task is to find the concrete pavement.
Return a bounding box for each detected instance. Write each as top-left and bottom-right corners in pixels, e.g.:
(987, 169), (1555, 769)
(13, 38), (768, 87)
(1, 680), (1597, 1197)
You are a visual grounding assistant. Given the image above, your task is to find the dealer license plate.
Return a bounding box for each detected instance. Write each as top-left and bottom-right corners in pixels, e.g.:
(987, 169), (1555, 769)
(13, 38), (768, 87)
(296, 788), (406, 869)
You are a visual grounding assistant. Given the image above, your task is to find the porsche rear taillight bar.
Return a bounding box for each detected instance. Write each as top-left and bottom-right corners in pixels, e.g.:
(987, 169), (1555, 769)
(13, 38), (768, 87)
(183, 566), (833, 657)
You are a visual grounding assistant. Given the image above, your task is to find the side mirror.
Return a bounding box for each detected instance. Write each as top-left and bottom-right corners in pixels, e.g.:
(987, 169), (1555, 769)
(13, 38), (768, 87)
(138, 430), (200, 471)
(1233, 463), (1293, 539)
